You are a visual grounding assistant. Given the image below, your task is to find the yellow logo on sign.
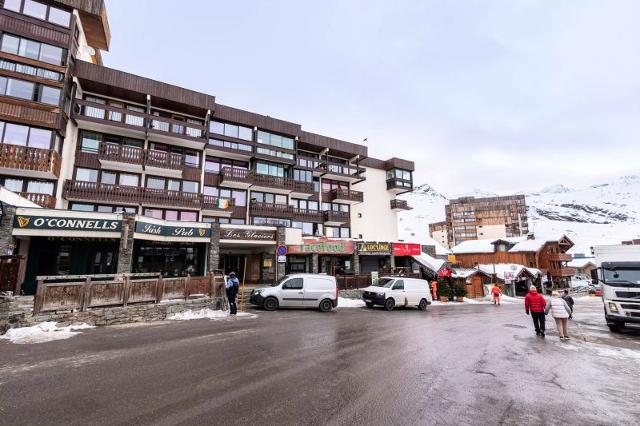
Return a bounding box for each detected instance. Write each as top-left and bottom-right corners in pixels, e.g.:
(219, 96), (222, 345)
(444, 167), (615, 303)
(17, 216), (30, 228)
(198, 228), (206, 237)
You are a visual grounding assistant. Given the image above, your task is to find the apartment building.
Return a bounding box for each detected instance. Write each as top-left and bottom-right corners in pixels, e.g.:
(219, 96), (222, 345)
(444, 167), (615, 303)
(0, 0), (416, 292)
(444, 195), (528, 246)
(428, 221), (448, 248)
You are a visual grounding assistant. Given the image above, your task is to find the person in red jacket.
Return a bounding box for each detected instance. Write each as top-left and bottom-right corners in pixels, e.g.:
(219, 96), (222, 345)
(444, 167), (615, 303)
(525, 285), (547, 336)
(491, 283), (502, 305)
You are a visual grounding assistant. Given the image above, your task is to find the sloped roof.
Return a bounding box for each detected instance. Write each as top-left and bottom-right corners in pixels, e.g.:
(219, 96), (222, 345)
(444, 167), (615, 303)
(567, 258), (596, 268)
(450, 237), (524, 254)
(412, 253), (446, 274)
(478, 263), (542, 281)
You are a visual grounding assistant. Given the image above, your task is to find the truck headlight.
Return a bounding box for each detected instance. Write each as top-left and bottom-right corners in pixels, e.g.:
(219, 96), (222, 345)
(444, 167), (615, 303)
(253, 289), (262, 295)
(377, 292), (385, 297)
(608, 302), (619, 313)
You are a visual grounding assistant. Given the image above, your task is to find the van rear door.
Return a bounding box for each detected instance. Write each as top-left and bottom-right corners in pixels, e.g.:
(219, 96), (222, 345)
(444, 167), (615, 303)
(280, 277), (304, 307)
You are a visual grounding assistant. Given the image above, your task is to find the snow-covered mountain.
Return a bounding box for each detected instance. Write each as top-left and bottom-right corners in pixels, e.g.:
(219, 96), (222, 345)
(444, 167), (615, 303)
(398, 175), (640, 255)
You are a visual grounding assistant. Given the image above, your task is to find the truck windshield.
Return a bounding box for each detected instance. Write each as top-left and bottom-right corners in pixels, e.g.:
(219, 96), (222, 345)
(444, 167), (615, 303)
(377, 278), (396, 288)
(603, 268), (640, 287)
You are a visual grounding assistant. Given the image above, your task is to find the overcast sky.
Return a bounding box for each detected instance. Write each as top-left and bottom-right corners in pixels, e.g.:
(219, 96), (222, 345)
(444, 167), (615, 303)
(103, 0), (639, 195)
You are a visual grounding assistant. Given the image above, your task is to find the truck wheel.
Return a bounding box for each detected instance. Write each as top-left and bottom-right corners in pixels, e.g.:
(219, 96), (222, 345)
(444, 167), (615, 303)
(384, 298), (395, 311)
(608, 322), (623, 333)
(319, 299), (333, 312)
(365, 302), (374, 308)
(418, 299), (428, 311)
(263, 297), (278, 311)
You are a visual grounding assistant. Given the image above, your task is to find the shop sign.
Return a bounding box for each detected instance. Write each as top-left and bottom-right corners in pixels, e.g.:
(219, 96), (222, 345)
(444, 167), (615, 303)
(356, 242), (392, 256)
(135, 221), (211, 238)
(14, 215), (121, 232)
(393, 243), (421, 256)
(438, 268), (452, 278)
(287, 238), (355, 254)
(221, 228), (276, 241)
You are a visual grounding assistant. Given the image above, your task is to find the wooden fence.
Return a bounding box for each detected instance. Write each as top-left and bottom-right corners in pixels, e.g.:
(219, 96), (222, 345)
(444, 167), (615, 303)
(34, 272), (226, 314)
(336, 274), (372, 290)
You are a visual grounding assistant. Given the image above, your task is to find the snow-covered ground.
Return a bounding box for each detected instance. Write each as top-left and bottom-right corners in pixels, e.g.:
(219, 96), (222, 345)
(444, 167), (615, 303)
(0, 322), (94, 344)
(167, 309), (257, 321)
(398, 175), (640, 255)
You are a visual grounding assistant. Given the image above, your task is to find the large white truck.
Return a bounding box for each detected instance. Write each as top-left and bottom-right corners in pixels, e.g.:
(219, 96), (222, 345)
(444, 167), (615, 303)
(591, 245), (640, 332)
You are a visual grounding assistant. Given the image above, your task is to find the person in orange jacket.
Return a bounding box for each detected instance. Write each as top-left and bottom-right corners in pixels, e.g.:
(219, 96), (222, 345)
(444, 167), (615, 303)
(491, 283), (502, 305)
(431, 280), (438, 301)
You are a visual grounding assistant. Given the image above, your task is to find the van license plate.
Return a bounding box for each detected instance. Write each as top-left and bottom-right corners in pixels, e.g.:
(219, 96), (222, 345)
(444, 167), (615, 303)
(364, 299), (372, 303)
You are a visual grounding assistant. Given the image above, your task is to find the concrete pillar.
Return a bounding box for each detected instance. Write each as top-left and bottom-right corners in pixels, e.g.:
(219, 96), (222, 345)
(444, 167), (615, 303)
(207, 222), (221, 273)
(311, 253), (319, 273)
(390, 255), (396, 269)
(352, 253), (360, 274)
(276, 226), (286, 280)
(0, 205), (16, 255)
(116, 213), (135, 274)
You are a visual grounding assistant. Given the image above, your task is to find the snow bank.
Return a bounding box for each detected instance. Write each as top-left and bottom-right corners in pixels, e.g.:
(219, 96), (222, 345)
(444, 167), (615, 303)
(338, 297), (366, 308)
(166, 309), (257, 321)
(0, 322), (94, 344)
(432, 296), (523, 306)
(561, 341), (640, 363)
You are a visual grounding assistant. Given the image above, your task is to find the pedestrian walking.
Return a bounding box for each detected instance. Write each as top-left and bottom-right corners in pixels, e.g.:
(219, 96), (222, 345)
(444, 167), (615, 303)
(545, 291), (572, 340)
(226, 271), (240, 315)
(562, 289), (575, 319)
(431, 280), (438, 301)
(525, 285), (547, 337)
(491, 283), (502, 305)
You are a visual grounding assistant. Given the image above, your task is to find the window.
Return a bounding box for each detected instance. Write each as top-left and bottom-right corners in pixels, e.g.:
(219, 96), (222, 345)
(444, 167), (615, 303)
(19, 39), (40, 60)
(27, 128), (51, 149)
(80, 131), (101, 153)
(255, 161), (285, 177)
(71, 203), (94, 212)
(180, 211), (198, 221)
(47, 6), (71, 27)
(23, 0), (47, 20)
(26, 180), (53, 194)
(146, 177), (165, 190)
(144, 209), (163, 219)
(119, 174), (139, 187)
(1, 33), (65, 65)
(282, 278), (303, 290)
(3, 123), (29, 145)
(182, 181), (199, 193)
(38, 44), (63, 65)
(3, 0), (21, 12)
(75, 168), (98, 182)
(100, 172), (116, 185)
(233, 190), (247, 206)
(40, 86), (60, 105)
(165, 210), (178, 221)
(0, 34), (20, 55)
(167, 179), (180, 191)
(3, 178), (23, 192)
(340, 227), (350, 238)
(210, 120), (253, 141)
(257, 130), (294, 149)
(292, 221), (314, 236)
(238, 126), (253, 141)
(4, 78), (34, 100)
(224, 123), (239, 138)
(392, 280), (404, 290)
(184, 151), (199, 167)
(293, 169), (312, 182)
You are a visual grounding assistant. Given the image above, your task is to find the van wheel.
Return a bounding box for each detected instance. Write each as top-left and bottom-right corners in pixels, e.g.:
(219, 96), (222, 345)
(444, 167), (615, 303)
(365, 302), (374, 308)
(263, 297), (278, 311)
(418, 299), (428, 311)
(384, 298), (395, 311)
(319, 299), (333, 312)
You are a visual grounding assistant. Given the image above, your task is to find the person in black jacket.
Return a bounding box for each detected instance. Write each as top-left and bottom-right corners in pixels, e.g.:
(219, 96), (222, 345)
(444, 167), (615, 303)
(226, 272), (240, 315)
(562, 289), (575, 319)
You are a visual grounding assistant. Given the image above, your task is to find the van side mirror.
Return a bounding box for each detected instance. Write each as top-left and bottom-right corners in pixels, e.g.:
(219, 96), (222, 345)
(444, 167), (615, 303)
(590, 269), (598, 284)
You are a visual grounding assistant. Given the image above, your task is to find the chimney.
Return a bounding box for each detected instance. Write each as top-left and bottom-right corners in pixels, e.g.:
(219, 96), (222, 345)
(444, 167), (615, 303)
(527, 233), (535, 240)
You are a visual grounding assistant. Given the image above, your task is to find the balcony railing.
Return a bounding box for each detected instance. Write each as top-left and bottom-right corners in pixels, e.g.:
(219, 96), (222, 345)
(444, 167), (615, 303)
(96, 144), (201, 178)
(548, 253), (572, 262)
(144, 149), (183, 170)
(548, 267), (575, 277)
(203, 196), (235, 211)
(250, 201), (322, 222)
(390, 199), (412, 210)
(0, 144), (61, 177)
(99, 143), (144, 166)
(19, 192), (56, 208)
(74, 100), (206, 141)
(324, 188), (364, 203)
(323, 210), (350, 224)
(324, 162), (365, 178)
(220, 168), (314, 194)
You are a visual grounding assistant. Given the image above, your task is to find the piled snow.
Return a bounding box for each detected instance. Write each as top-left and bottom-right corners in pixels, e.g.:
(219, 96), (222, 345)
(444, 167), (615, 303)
(477, 264), (542, 280)
(337, 297), (366, 308)
(0, 322), (94, 344)
(568, 257), (596, 268)
(412, 252), (446, 274)
(167, 309), (257, 321)
(431, 296), (523, 306)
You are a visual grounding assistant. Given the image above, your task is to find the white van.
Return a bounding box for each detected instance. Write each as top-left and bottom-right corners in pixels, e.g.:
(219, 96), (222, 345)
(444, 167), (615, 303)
(362, 277), (432, 311)
(249, 274), (338, 312)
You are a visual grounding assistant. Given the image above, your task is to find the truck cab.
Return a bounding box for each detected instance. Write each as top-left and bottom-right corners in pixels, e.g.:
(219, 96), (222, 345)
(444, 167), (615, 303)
(592, 245), (640, 332)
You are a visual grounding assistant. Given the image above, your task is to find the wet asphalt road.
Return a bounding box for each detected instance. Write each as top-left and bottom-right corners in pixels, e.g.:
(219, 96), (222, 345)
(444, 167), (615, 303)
(1, 298), (639, 425)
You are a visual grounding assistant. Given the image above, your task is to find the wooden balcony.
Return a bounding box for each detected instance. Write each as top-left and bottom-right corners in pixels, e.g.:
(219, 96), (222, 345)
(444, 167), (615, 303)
(202, 196), (235, 217)
(386, 178), (413, 194)
(63, 180), (142, 206)
(548, 253), (572, 262)
(249, 201), (322, 222)
(19, 192), (56, 208)
(96, 144), (201, 179)
(323, 188), (363, 205)
(322, 161), (366, 183)
(548, 267), (575, 277)
(0, 99), (62, 130)
(390, 199), (412, 211)
(220, 168), (314, 196)
(74, 99), (206, 149)
(141, 188), (201, 209)
(323, 210), (350, 226)
(0, 144), (61, 179)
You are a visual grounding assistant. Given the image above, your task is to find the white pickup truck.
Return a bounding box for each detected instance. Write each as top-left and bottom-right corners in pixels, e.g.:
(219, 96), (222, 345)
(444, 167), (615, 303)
(592, 245), (640, 332)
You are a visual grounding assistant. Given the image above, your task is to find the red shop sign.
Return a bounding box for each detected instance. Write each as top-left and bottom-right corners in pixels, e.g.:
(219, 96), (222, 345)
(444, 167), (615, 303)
(392, 243), (421, 256)
(438, 268), (452, 278)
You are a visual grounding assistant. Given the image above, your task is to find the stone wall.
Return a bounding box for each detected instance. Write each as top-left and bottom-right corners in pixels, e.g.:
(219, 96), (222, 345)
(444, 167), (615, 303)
(340, 289), (364, 300)
(0, 295), (224, 333)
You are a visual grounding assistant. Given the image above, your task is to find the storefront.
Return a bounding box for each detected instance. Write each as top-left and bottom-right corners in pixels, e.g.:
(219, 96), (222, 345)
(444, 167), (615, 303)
(218, 225), (278, 283)
(356, 242), (393, 273)
(287, 238), (355, 275)
(12, 209), (123, 294)
(132, 217), (211, 277)
(392, 243), (422, 269)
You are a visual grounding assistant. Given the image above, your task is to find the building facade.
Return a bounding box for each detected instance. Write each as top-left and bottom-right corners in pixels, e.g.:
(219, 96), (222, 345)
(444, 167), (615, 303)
(0, 0), (417, 292)
(428, 221), (448, 248)
(444, 195), (528, 246)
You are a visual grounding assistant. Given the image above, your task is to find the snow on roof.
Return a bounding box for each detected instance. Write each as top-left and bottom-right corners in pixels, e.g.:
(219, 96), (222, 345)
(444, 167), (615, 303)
(450, 237), (524, 254)
(567, 258), (596, 268)
(452, 268), (484, 279)
(412, 252), (446, 273)
(0, 187), (40, 208)
(478, 264), (541, 280)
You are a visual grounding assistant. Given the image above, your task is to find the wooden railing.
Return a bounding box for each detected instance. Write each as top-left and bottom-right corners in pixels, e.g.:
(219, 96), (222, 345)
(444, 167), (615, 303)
(202, 196), (235, 211)
(390, 199), (411, 210)
(220, 167), (252, 185)
(0, 143), (61, 176)
(99, 143), (144, 165)
(323, 210), (349, 223)
(249, 201), (322, 221)
(220, 168), (314, 193)
(142, 188), (202, 208)
(324, 188), (364, 203)
(19, 192), (56, 208)
(0, 99), (60, 128)
(324, 161), (365, 178)
(145, 148), (183, 170)
(33, 273), (226, 314)
(548, 267), (575, 277)
(336, 274), (371, 290)
(548, 253), (572, 262)
(150, 116), (205, 139)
